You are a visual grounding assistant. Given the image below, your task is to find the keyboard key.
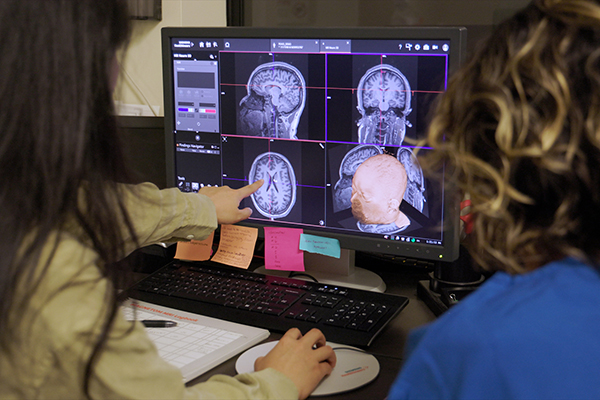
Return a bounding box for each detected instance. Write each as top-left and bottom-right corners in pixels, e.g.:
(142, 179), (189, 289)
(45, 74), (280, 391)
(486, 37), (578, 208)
(264, 307), (285, 316)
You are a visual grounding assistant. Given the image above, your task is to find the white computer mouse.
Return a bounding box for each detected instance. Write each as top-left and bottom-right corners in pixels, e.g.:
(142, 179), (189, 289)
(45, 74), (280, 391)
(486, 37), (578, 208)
(235, 340), (380, 396)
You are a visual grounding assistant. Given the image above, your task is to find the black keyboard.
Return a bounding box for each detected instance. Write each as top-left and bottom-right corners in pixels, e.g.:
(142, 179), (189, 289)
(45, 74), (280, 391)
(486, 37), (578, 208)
(128, 260), (409, 347)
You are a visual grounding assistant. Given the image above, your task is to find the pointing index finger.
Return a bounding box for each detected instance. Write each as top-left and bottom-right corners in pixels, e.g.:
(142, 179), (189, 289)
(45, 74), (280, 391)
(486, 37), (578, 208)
(239, 179), (264, 198)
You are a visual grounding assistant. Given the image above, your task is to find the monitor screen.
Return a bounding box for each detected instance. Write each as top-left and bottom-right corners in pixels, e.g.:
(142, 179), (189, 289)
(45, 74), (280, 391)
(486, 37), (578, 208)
(161, 26), (465, 266)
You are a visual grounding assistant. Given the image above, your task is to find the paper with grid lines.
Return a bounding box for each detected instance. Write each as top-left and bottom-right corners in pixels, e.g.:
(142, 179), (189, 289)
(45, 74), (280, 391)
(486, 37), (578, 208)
(123, 299), (269, 382)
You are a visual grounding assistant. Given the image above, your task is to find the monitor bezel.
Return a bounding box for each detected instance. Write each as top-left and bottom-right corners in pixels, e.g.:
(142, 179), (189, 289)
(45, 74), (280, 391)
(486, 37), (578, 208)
(161, 26), (466, 263)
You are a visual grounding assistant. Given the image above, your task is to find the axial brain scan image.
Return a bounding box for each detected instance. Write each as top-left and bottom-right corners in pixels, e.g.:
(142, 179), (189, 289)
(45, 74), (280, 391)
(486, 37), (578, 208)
(249, 152), (297, 219)
(356, 64), (412, 146)
(238, 61), (306, 139)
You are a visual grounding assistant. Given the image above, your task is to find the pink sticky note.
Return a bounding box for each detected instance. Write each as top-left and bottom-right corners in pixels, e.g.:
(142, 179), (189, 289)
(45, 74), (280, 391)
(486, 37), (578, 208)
(264, 227), (305, 272)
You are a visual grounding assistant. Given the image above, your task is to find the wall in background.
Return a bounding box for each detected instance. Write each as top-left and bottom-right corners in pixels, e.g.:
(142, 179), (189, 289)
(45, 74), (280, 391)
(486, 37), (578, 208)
(244, 0), (531, 55)
(246, 0), (528, 26)
(115, 0), (532, 116)
(115, 0), (227, 116)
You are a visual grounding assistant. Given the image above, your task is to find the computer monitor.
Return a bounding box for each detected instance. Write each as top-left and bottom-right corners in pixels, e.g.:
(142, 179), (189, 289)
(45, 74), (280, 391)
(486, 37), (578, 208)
(162, 26), (465, 291)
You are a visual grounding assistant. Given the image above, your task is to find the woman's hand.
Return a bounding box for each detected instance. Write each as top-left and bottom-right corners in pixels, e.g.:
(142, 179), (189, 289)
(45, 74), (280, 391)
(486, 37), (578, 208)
(198, 180), (263, 225)
(254, 328), (337, 400)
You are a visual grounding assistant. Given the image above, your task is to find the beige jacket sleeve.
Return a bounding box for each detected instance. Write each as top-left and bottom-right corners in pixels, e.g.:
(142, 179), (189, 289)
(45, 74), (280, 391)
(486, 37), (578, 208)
(118, 182), (219, 252)
(2, 183), (298, 400)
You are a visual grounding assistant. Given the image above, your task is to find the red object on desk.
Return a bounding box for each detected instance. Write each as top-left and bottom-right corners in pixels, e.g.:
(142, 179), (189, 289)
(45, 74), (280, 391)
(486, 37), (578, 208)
(460, 200), (474, 234)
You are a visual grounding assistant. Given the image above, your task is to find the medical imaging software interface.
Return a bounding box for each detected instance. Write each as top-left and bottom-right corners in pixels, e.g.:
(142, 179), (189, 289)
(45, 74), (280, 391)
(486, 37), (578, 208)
(167, 32), (454, 250)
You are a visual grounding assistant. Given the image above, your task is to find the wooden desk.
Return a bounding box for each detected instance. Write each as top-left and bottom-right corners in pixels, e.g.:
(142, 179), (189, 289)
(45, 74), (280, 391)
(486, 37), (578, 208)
(186, 267), (437, 399)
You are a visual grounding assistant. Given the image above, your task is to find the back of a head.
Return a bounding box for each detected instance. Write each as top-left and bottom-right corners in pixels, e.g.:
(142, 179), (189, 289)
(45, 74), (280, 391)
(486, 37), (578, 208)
(424, 0), (600, 273)
(0, 0), (131, 245)
(0, 0), (132, 359)
(0, 0), (130, 191)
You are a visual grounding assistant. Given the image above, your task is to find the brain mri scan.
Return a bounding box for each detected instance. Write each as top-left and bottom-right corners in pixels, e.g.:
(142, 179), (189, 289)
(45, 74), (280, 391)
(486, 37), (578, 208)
(332, 144), (383, 213)
(397, 148), (425, 212)
(356, 64), (412, 146)
(239, 61), (306, 139)
(249, 152), (297, 219)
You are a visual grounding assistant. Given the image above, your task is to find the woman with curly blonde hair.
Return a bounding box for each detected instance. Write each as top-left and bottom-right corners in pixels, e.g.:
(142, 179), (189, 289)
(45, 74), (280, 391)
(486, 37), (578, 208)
(389, 0), (600, 398)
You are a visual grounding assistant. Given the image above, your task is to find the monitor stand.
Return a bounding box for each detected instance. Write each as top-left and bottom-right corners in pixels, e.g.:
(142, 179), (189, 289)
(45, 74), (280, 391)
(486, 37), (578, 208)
(253, 249), (386, 293)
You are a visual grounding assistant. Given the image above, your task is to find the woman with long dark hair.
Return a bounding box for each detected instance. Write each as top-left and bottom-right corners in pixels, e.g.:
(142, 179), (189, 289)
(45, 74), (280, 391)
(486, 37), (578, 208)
(389, 0), (600, 398)
(0, 1), (335, 398)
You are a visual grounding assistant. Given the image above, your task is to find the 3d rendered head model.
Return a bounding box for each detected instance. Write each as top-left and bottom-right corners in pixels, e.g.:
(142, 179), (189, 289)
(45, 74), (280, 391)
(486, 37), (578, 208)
(238, 61), (306, 139)
(248, 152), (297, 219)
(356, 64), (412, 146)
(351, 153), (410, 231)
(332, 144), (383, 213)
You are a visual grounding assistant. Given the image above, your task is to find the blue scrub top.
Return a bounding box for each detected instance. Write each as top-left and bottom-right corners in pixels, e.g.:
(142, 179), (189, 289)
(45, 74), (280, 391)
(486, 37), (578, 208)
(388, 257), (600, 400)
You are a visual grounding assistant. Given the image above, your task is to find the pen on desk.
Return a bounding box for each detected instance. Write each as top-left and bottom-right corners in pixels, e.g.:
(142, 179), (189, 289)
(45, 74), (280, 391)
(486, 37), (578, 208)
(139, 320), (177, 328)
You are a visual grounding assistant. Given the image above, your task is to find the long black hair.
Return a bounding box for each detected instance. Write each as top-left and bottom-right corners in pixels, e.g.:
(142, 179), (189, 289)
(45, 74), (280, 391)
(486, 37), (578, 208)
(0, 0), (134, 396)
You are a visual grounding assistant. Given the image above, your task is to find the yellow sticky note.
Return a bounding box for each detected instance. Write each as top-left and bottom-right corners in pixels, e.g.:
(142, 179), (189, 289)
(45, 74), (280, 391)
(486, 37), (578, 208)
(211, 224), (258, 269)
(174, 231), (214, 261)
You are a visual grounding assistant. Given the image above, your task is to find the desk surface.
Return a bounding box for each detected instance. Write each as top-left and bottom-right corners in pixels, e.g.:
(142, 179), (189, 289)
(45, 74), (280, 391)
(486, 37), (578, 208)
(185, 266), (437, 399)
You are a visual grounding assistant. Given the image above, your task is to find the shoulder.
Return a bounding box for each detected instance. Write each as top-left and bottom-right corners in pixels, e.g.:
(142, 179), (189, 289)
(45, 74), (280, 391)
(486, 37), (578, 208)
(411, 258), (600, 353)
(389, 258), (600, 399)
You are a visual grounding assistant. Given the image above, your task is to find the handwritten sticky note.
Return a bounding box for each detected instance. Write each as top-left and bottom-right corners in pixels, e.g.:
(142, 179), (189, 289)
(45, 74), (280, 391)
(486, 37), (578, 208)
(210, 224), (258, 269)
(299, 234), (341, 259)
(264, 227), (305, 272)
(174, 231), (214, 261)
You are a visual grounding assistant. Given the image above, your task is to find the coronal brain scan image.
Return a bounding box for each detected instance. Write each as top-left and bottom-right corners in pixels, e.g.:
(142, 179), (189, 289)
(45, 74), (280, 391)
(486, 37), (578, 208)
(333, 144), (383, 213)
(397, 147), (425, 212)
(350, 153), (410, 234)
(238, 61), (306, 139)
(248, 152), (297, 219)
(356, 64), (412, 146)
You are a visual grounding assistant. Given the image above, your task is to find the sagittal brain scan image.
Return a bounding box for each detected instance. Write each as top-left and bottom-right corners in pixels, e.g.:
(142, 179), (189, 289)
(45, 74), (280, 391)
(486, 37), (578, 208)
(249, 152), (297, 219)
(333, 144), (383, 213)
(397, 147), (425, 212)
(238, 61), (306, 139)
(351, 154), (410, 234)
(356, 64), (412, 146)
